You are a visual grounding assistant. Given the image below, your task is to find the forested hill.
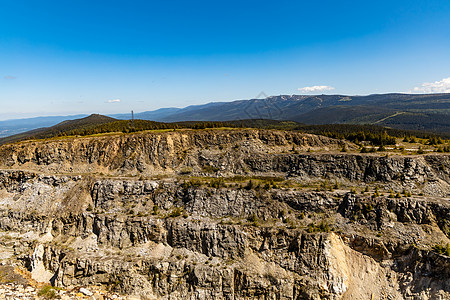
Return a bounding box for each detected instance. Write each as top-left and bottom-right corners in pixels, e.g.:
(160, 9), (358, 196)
(1, 93), (449, 139)
(115, 93), (450, 133)
(1, 114), (449, 147)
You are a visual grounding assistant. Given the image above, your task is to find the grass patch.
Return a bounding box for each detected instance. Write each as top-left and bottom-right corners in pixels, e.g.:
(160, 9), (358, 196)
(307, 220), (332, 233)
(433, 243), (450, 256)
(38, 285), (61, 299)
(167, 207), (184, 218)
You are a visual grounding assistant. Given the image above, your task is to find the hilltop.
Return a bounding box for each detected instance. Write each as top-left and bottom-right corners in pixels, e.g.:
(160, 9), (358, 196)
(0, 114), (117, 145)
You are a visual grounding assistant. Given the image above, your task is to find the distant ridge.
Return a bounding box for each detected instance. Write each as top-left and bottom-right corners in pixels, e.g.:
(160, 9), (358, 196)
(0, 114), (117, 145)
(110, 93), (450, 133)
(2, 113), (448, 146)
(0, 114), (88, 138)
(1, 93), (450, 138)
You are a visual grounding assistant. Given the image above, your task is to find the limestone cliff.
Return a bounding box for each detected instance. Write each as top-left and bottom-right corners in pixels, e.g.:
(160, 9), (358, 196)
(0, 129), (449, 299)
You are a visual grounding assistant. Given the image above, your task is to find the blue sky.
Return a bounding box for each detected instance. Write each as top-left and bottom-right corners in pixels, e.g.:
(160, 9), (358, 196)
(1, 0), (450, 120)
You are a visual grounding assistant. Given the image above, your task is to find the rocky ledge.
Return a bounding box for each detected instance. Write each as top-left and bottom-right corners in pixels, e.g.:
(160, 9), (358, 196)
(0, 129), (448, 299)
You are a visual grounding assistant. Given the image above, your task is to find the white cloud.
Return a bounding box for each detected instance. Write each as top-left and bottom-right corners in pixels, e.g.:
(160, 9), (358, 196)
(4, 75), (16, 80)
(106, 99), (121, 103)
(298, 85), (335, 93)
(412, 77), (450, 93)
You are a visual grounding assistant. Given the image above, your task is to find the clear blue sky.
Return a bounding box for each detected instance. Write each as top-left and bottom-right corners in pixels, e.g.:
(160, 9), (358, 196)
(1, 0), (450, 120)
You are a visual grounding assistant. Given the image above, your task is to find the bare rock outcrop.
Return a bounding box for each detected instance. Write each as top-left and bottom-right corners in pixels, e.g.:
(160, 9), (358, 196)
(0, 129), (448, 299)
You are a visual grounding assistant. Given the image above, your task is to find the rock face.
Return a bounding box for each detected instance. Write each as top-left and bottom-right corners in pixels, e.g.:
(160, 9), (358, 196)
(0, 129), (449, 299)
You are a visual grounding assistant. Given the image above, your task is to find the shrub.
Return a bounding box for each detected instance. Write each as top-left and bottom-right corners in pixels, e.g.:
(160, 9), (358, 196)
(202, 165), (220, 173)
(388, 189), (395, 198)
(364, 203), (374, 212)
(182, 179), (202, 191)
(373, 186), (380, 197)
(245, 180), (255, 190)
(38, 285), (58, 299)
(209, 178), (225, 189)
(333, 181), (340, 189)
(179, 167), (193, 175)
(433, 243), (450, 256)
(247, 213), (260, 226)
(168, 207), (183, 218)
(247, 213), (258, 223)
(263, 182), (272, 190)
(307, 220), (331, 233)
(402, 189), (411, 197)
(360, 147), (369, 153)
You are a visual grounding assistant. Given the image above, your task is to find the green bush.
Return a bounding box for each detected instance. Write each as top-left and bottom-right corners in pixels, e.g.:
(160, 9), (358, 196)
(245, 180), (255, 190)
(168, 207), (183, 218)
(209, 178), (225, 189)
(182, 179), (202, 191)
(179, 167), (193, 175)
(373, 186), (380, 197)
(38, 285), (59, 299)
(202, 165), (220, 173)
(388, 189), (395, 198)
(247, 213), (260, 226)
(152, 205), (159, 215)
(360, 147), (369, 153)
(307, 220), (331, 233)
(247, 213), (258, 223)
(433, 243), (450, 256)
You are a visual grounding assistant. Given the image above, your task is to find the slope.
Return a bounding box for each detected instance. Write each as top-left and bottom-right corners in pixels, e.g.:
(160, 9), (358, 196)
(0, 114), (117, 145)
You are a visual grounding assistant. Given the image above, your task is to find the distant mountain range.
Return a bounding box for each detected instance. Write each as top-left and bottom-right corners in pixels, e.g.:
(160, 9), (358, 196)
(118, 94), (450, 131)
(140, 93), (450, 132)
(4, 113), (446, 146)
(0, 114), (118, 144)
(0, 114), (88, 138)
(1, 93), (449, 138)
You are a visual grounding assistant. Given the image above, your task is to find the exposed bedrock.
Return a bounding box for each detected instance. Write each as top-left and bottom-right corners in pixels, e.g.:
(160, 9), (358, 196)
(0, 130), (448, 299)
